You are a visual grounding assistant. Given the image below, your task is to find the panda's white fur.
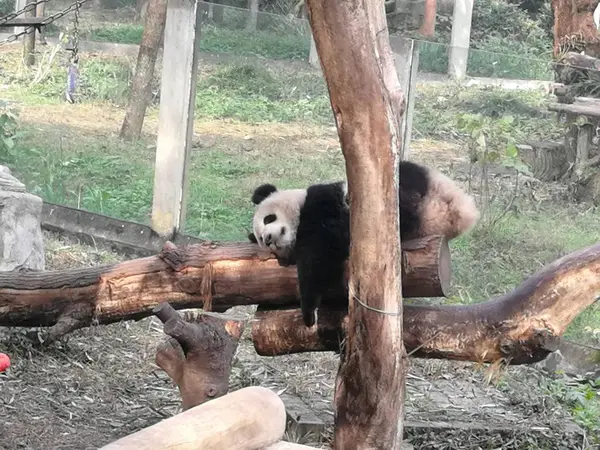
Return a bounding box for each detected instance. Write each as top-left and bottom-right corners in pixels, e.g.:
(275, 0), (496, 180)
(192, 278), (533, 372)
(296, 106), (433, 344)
(407, 166), (479, 241)
(249, 161), (479, 327)
(251, 188), (307, 261)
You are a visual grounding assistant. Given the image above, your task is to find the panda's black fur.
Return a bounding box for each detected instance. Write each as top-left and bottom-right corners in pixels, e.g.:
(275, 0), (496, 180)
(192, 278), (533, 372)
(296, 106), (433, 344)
(249, 160), (479, 327)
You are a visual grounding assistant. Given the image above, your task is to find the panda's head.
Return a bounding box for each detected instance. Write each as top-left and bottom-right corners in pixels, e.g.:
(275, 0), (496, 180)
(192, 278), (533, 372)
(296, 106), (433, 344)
(248, 183), (307, 260)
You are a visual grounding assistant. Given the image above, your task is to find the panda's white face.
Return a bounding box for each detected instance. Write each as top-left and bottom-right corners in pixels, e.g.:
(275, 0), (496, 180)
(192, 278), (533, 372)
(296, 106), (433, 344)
(252, 188), (307, 259)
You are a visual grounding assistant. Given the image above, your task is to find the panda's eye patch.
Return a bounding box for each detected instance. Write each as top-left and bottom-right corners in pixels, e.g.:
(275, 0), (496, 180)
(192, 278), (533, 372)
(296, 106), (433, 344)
(281, 226), (286, 235)
(264, 214), (277, 225)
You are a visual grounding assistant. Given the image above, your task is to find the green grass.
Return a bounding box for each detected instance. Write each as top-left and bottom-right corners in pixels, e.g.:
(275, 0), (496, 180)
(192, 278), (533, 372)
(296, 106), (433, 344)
(413, 83), (562, 143)
(83, 23), (310, 60)
(0, 52), (332, 124)
(195, 64), (332, 123)
(417, 40), (553, 80)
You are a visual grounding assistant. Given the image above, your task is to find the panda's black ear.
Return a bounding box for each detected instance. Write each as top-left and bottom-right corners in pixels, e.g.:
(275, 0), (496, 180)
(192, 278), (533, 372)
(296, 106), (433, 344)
(248, 232), (258, 244)
(252, 184), (277, 205)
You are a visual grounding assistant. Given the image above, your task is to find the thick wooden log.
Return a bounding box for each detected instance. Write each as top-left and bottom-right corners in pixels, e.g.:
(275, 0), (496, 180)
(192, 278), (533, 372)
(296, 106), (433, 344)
(99, 386), (286, 450)
(306, 0), (407, 448)
(153, 302), (246, 410)
(0, 237), (448, 341)
(252, 242), (600, 365)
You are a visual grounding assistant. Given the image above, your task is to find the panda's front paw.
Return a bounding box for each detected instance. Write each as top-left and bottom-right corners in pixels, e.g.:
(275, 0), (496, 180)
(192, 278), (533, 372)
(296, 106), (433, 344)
(276, 256), (294, 267)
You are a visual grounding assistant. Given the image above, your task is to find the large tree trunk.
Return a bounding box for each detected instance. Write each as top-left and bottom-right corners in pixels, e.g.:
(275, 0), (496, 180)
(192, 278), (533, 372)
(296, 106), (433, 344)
(0, 238), (447, 338)
(305, 1), (406, 448)
(419, 0), (437, 37)
(120, 0), (167, 141)
(552, 0), (600, 57)
(252, 242), (600, 364)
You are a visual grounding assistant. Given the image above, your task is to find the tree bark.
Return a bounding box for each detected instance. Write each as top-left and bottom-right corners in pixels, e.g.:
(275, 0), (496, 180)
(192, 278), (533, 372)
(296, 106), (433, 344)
(0, 237), (447, 338)
(22, 0), (35, 67)
(120, 0), (167, 141)
(552, 0), (600, 57)
(99, 386), (287, 450)
(305, 1), (406, 448)
(153, 303), (246, 410)
(252, 242), (600, 365)
(419, 0), (437, 37)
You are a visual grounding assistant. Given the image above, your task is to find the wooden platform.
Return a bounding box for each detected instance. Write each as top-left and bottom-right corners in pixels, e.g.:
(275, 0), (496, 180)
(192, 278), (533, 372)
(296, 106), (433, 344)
(548, 97), (600, 179)
(0, 17), (46, 27)
(549, 97), (600, 119)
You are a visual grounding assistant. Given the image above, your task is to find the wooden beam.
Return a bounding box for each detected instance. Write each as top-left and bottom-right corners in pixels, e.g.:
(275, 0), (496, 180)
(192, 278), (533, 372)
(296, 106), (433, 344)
(305, 0), (407, 448)
(448, 0), (474, 80)
(308, 32), (319, 68)
(391, 36), (419, 159)
(99, 386), (287, 450)
(151, 0), (202, 238)
(0, 17), (46, 27)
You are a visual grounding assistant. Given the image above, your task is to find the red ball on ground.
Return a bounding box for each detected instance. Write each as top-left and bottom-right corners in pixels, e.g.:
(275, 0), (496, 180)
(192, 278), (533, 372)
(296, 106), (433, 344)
(0, 353), (11, 372)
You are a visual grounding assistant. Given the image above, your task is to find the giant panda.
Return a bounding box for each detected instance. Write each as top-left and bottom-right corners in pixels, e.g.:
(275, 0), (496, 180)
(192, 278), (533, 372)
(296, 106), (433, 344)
(248, 160), (479, 328)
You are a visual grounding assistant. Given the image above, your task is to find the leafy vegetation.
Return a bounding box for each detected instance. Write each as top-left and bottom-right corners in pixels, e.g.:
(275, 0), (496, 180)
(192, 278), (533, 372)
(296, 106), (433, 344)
(546, 377), (600, 443)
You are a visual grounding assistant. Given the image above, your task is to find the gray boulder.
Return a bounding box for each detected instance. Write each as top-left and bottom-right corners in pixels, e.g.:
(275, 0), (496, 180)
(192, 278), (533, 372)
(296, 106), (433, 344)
(0, 165), (45, 271)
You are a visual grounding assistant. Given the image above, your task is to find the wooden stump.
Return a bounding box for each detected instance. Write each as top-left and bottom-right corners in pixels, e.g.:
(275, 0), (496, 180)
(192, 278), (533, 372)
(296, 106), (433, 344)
(153, 302), (246, 410)
(517, 142), (570, 181)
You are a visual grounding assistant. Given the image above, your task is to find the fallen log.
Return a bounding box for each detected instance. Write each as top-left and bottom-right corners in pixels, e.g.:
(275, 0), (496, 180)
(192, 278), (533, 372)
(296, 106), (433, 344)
(0, 236), (449, 341)
(99, 386), (286, 450)
(153, 303), (246, 410)
(252, 242), (600, 365)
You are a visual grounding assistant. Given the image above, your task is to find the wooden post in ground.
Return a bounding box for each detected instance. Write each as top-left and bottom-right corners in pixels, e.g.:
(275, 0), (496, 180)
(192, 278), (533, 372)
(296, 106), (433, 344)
(308, 32), (319, 68)
(35, 0), (46, 44)
(305, 1), (407, 448)
(246, 0), (258, 31)
(391, 36), (419, 159)
(13, 0), (26, 35)
(22, 0), (35, 66)
(151, 0), (202, 238)
(448, 0), (474, 80)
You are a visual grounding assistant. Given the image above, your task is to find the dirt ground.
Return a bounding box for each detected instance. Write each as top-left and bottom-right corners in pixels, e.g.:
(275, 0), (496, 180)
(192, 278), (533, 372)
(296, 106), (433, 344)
(0, 229), (588, 450)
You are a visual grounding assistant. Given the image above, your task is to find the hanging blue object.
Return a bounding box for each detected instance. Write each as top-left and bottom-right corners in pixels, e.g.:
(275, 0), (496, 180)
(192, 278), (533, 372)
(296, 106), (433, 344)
(66, 62), (78, 104)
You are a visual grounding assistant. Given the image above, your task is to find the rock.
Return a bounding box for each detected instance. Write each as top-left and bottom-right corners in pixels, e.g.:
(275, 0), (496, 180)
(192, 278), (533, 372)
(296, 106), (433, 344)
(0, 165), (45, 272)
(537, 338), (600, 380)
